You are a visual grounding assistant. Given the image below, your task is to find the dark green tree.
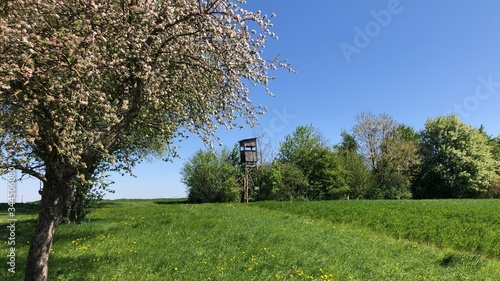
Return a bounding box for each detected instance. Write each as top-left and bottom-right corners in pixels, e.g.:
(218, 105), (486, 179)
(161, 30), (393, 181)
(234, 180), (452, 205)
(255, 161), (309, 201)
(352, 112), (420, 199)
(278, 125), (349, 200)
(486, 134), (500, 197)
(377, 124), (421, 199)
(181, 148), (242, 203)
(335, 131), (373, 199)
(413, 115), (499, 198)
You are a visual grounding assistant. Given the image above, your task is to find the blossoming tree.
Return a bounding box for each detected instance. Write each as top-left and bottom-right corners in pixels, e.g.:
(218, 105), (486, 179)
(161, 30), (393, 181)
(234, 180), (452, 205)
(0, 1), (290, 280)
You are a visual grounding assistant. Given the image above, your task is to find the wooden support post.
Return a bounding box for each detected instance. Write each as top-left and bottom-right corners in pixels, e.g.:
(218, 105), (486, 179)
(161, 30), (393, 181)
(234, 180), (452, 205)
(244, 165), (249, 203)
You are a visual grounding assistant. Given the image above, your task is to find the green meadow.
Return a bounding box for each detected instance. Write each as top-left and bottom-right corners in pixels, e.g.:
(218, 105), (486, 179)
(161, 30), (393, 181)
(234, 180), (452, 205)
(1, 199), (500, 280)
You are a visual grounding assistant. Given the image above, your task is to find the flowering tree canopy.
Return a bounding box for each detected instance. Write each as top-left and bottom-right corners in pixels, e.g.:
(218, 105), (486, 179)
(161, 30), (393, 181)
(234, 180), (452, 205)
(0, 1), (289, 280)
(0, 0), (289, 182)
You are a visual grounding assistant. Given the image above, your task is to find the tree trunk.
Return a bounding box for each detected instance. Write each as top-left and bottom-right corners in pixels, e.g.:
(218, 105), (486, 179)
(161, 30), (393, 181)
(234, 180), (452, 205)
(25, 164), (75, 281)
(69, 188), (87, 224)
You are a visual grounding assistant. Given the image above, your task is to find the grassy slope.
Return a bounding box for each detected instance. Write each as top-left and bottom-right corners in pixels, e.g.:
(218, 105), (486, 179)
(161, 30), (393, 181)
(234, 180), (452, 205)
(0, 199), (499, 281)
(252, 199), (500, 258)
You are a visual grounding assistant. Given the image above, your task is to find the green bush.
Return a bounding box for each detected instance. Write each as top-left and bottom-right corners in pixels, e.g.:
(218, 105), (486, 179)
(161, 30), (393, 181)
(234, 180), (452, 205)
(181, 149), (241, 203)
(254, 162), (309, 201)
(277, 125), (350, 200)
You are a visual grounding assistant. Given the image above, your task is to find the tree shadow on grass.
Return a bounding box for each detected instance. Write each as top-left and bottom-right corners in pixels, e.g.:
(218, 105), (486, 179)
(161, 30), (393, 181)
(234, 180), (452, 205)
(93, 199), (119, 208)
(0, 202), (39, 246)
(50, 253), (119, 280)
(154, 198), (189, 205)
(2, 222), (127, 280)
(0, 202), (41, 216)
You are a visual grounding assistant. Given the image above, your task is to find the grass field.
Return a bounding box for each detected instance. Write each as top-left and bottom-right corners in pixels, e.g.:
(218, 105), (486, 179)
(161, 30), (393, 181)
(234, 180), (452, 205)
(253, 200), (500, 258)
(1, 199), (500, 280)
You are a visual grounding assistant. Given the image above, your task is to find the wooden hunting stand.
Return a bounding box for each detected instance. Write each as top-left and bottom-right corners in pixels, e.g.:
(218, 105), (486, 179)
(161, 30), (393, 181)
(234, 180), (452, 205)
(239, 138), (257, 203)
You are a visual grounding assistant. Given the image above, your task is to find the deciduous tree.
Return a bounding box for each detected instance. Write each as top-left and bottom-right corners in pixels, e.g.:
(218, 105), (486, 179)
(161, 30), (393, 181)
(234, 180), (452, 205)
(278, 125), (348, 200)
(0, 1), (289, 279)
(378, 124), (421, 199)
(255, 161), (309, 201)
(352, 112), (396, 171)
(181, 148), (241, 203)
(487, 135), (500, 197)
(413, 115), (498, 198)
(352, 112), (420, 199)
(335, 131), (373, 199)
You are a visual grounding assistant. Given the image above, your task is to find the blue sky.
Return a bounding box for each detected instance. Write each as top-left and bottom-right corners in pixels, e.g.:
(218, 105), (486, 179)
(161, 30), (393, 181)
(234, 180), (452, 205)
(4, 0), (500, 203)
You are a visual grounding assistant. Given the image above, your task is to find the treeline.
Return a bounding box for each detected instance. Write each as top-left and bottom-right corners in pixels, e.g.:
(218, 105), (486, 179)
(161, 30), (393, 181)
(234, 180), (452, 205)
(181, 113), (500, 203)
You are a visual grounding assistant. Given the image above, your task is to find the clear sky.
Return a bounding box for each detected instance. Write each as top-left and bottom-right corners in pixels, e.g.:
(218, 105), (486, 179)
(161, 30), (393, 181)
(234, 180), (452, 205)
(3, 0), (500, 203)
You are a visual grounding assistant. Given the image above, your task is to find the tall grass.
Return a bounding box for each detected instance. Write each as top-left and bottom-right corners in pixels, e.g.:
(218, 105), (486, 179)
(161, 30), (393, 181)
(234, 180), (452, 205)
(1, 199), (499, 280)
(252, 199), (500, 257)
